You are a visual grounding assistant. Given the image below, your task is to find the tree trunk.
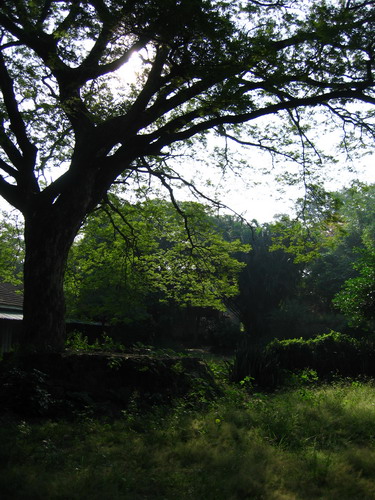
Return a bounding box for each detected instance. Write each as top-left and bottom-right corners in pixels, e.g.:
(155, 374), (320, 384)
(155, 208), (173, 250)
(20, 204), (83, 353)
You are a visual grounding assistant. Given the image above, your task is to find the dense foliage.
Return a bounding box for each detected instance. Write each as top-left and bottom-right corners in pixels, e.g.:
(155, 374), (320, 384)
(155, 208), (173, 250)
(332, 184), (375, 331)
(0, 182), (373, 350)
(333, 246), (375, 331)
(65, 198), (248, 325)
(0, 211), (23, 285)
(212, 216), (305, 340)
(233, 330), (375, 388)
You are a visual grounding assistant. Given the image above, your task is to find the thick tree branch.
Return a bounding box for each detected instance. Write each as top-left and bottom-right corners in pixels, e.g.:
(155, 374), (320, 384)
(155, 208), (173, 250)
(139, 73), (258, 131)
(97, 67), (259, 149)
(0, 52), (37, 170)
(0, 156), (19, 179)
(127, 45), (169, 116)
(52, 2), (81, 37)
(82, 38), (149, 80)
(0, 7), (93, 136)
(38, 171), (72, 205)
(0, 119), (24, 171)
(0, 10), (26, 41)
(36, 0), (54, 28)
(143, 88), (375, 153)
(0, 175), (22, 209)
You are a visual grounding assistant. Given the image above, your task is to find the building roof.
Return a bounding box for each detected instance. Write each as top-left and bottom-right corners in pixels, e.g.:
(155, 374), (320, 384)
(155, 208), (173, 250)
(0, 281), (99, 324)
(0, 281), (23, 310)
(0, 311), (23, 320)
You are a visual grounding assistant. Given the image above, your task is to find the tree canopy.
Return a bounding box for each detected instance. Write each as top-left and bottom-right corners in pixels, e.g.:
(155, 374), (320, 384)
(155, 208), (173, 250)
(1, 0), (374, 211)
(0, 0), (374, 351)
(65, 198), (248, 325)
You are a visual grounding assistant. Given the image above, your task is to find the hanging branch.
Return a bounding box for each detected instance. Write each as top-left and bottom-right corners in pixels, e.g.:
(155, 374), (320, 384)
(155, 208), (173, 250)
(100, 194), (139, 261)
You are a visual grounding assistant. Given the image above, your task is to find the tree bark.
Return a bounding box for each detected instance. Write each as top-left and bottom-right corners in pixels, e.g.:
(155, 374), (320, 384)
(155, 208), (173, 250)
(20, 202), (85, 353)
(17, 151), (132, 353)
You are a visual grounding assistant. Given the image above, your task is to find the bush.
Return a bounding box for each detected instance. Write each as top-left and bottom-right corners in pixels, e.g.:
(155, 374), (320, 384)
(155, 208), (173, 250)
(233, 331), (375, 388)
(0, 366), (54, 416)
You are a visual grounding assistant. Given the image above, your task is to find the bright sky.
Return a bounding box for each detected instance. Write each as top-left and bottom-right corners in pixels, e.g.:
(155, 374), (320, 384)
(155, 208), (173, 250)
(211, 156), (374, 223)
(204, 164), (373, 223)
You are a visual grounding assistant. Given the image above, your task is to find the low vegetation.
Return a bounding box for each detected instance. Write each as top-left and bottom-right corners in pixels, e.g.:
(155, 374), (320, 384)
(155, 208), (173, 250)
(233, 331), (375, 388)
(1, 350), (375, 499)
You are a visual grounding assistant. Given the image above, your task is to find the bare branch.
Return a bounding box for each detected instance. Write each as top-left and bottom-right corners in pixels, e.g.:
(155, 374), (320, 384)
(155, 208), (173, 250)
(217, 130), (303, 164)
(141, 158), (196, 249)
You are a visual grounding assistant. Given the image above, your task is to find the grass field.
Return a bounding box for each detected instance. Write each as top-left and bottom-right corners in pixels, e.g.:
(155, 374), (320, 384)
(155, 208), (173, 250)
(1, 365), (375, 499)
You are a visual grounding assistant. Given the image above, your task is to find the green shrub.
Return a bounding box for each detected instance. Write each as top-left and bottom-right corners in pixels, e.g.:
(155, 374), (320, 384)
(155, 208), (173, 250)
(233, 331), (375, 388)
(65, 331), (93, 351)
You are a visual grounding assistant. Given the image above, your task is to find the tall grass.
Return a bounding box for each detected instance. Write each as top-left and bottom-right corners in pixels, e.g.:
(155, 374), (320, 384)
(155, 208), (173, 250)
(1, 381), (375, 499)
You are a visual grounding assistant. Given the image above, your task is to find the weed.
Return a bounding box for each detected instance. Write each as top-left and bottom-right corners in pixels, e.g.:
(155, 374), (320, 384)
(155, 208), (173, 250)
(239, 375), (255, 391)
(66, 331), (93, 351)
(107, 357), (123, 370)
(66, 331), (127, 353)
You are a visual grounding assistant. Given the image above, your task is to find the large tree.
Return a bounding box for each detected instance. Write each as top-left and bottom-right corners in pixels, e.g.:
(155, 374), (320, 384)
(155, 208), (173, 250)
(0, 0), (374, 352)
